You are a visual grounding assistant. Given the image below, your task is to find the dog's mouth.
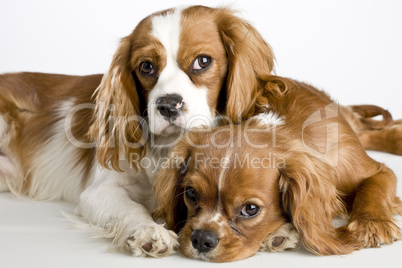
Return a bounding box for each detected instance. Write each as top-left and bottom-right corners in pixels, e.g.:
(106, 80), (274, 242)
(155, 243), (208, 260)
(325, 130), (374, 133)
(180, 243), (217, 263)
(152, 114), (186, 137)
(162, 120), (184, 135)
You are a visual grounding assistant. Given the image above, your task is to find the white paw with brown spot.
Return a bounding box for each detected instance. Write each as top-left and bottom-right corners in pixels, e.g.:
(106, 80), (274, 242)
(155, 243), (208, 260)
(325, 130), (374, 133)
(126, 224), (178, 257)
(260, 223), (299, 252)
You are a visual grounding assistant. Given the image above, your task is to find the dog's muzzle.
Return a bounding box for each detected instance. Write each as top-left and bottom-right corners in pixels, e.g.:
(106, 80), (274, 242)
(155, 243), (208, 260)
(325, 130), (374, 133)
(156, 94), (184, 121)
(191, 229), (219, 253)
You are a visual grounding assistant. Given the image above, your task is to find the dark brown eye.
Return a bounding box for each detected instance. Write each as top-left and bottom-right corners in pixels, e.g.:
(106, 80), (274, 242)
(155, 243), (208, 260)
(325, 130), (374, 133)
(139, 61), (156, 75)
(192, 56), (212, 71)
(240, 204), (260, 218)
(185, 187), (198, 203)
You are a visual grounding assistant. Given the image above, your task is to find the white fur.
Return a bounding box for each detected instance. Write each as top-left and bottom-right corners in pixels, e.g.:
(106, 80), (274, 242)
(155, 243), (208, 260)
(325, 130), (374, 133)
(252, 111), (284, 126)
(1, 98), (178, 256)
(26, 101), (88, 202)
(74, 166), (178, 255)
(66, 97), (179, 255)
(210, 212), (225, 227)
(0, 105), (87, 200)
(148, 7), (213, 136)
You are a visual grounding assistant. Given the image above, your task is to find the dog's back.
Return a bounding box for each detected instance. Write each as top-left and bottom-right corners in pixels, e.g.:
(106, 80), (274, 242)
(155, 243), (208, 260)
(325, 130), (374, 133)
(0, 72), (101, 201)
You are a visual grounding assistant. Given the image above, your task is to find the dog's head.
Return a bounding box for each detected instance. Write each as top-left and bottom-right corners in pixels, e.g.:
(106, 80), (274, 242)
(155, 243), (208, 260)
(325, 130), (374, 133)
(89, 6), (275, 170)
(153, 124), (289, 262)
(153, 121), (347, 262)
(153, 123), (295, 262)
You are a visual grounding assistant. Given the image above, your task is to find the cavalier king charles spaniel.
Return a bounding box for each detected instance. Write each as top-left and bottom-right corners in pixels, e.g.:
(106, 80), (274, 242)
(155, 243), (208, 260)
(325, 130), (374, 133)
(154, 81), (402, 261)
(0, 5), (401, 259)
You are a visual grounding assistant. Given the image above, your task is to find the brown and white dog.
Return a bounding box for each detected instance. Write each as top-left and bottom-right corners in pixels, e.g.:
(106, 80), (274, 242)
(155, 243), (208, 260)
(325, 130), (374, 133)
(0, 5), (277, 257)
(0, 5), (401, 259)
(153, 78), (402, 262)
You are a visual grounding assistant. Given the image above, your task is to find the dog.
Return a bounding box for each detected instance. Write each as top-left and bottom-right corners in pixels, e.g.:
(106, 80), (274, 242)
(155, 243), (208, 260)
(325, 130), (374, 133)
(153, 78), (402, 262)
(0, 5), (279, 257)
(1, 5), (401, 258)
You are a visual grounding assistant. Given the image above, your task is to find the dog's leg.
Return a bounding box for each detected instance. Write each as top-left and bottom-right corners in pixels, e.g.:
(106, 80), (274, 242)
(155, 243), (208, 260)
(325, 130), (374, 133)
(358, 125), (402, 156)
(260, 223), (299, 252)
(75, 168), (178, 257)
(338, 164), (402, 247)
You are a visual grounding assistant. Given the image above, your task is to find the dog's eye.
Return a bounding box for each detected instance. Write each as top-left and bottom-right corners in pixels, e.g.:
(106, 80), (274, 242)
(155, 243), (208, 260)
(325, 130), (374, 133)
(240, 204), (260, 218)
(192, 56), (212, 71)
(139, 61), (156, 75)
(185, 187), (198, 203)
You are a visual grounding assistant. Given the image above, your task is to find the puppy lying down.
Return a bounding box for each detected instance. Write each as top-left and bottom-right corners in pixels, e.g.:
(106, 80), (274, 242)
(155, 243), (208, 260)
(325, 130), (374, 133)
(153, 77), (402, 262)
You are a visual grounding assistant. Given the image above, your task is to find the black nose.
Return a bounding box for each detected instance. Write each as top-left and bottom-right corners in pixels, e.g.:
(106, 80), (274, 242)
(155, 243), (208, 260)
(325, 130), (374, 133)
(191, 229), (219, 253)
(156, 94), (184, 120)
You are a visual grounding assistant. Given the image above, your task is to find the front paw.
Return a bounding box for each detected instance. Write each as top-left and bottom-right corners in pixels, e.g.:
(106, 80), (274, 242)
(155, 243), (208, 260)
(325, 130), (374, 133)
(126, 224), (178, 257)
(260, 223), (299, 252)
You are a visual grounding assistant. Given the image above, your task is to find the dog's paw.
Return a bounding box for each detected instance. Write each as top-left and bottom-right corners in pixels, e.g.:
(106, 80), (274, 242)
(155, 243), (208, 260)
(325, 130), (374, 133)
(126, 224), (178, 257)
(260, 223), (299, 252)
(340, 219), (401, 248)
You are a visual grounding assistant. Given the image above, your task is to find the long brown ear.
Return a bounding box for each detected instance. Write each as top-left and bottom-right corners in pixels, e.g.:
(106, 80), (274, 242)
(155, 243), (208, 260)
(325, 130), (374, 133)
(278, 151), (360, 255)
(153, 140), (191, 233)
(89, 36), (145, 171)
(216, 8), (275, 122)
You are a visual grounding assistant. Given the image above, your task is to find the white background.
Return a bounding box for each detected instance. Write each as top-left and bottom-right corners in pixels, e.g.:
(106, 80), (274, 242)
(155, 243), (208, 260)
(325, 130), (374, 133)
(1, 0), (401, 267)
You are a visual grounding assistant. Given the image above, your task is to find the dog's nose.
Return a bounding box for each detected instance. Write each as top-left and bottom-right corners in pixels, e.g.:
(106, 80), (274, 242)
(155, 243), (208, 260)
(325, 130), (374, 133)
(156, 94), (184, 120)
(191, 229), (219, 253)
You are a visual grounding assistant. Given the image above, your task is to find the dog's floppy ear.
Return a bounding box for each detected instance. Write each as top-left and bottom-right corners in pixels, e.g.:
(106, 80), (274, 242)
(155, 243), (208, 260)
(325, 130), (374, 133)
(89, 35), (146, 171)
(278, 150), (360, 255)
(216, 8), (275, 122)
(153, 139), (191, 233)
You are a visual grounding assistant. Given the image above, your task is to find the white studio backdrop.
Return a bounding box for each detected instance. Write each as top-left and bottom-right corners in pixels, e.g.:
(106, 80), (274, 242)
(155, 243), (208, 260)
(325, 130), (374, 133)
(1, 1), (402, 268)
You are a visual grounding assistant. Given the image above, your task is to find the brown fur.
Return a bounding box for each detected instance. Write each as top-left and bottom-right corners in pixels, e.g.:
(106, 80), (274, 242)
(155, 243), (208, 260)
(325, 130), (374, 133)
(341, 105), (402, 156)
(154, 78), (402, 261)
(1, 6), (399, 192)
(1, 5), (400, 260)
(0, 73), (100, 191)
(152, 6), (402, 262)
